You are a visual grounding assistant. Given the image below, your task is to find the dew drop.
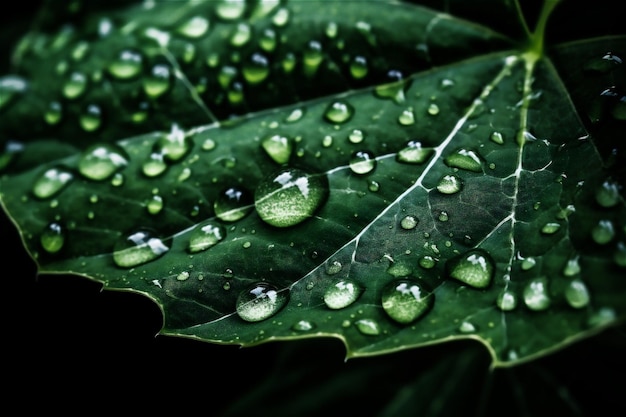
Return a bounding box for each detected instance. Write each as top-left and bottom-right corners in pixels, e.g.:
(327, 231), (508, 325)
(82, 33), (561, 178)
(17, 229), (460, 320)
(444, 149), (483, 172)
(541, 222), (561, 235)
(326, 260), (342, 275)
(323, 279), (363, 309)
(44, 101), (63, 125)
(349, 150), (376, 175)
(255, 167), (329, 227)
(202, 138), (216, 151)
(215, 186), (254, 222)
(272, 7), (290, 26)
(438, 211), (449, 222)
(63, 72), (87, 99)
(565, 279), (590, 309)
(374, 70), (408, 103)
(595, 179), (621, 208)
(40, 222), (65, 254)
(113, 228), (171, 268)
(563, 257), (581, 276)
(354, 319), (380, 336)
(108, 49), (143, 80)
(398, 107), (415, 125)
(368, 180), (380, 192)
(419, 255), (436, 269)
(146, 194), (163, 215)
(400, 215), (419, 230)
(142, 152), (168, 177)
(521, 256), (536, 270)
(230, 23), (251, 47)
(259, 28), (277, 52)
(236, 282), (289, 322)
(396, 141), (433, 164)
(348, 129), (365, 144)
(322, 135), (333, 148)
(386, 262), (413, 277)
(325, 22), (338, 38)
(78, 143), (128, 181)
(144, 63), (172, 98)
(436, 174), (463, 194)
(33, 167), (74, 199)
(261, 134), (292, 164)
(285, 108), (304, 123)
(324, 100), (354, 124)
(591, 219), (615, 244)
(303, 40), (324, 76)
(187, 221), (226, 253)
(242, 52), (270, 84)
(216, 0), (245, 20)
(458, 321), (477, 334)
(79, 104), (102, 132)
(292, 320), (315, 332)
(177, 16), (210, 39)
(490, 131), (504, 145)
(446, 249), (495, 289)
(615, 242), (626, 267)
(154, 124), (193, 162)
(427, 103), (440, 116)
(382, 279), (434, 324)
(496, 289), (517, 311)
(523, 277), (551, 311)
(350, 56), (368, 79)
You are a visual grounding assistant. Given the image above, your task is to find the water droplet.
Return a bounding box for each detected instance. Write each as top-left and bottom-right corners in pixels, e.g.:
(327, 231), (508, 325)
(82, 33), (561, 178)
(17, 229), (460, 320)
(400, 215), (419, 230)
(177, 16), (210, 38)
(255, 167), (329, 227)
(490, 131), (504, 144)
(40, 222), (65, 254)
(78, 144), (128, 181)
(523, 277), (551, 311)
(565, 279), (590, 309)
(427, 103), (440, 116)
(396, 141), (433, 164)
(350, 56), (368, 79)
(614, 242), (626, 267)
(188, 221), (226, 253)
(144, 63), (172, 98)
(592, 219), (615, 244)
(63, 72), (87, 99)
(292, 320), (315, 332)
(438, 211), (449, 222)
(142, 152), (167, 177)
(458, 321), (477, 333)
(436, 174), (463, 194)
(146, 194), (163, 215)
(216, 0), (246, 20)
(214, 186), (254, 222)
(446, 249), (495, 289)
(79, 104), (102, 132)
(259, 28), (277, 52)
(202, 138), (216, 151)
(323, 279), (363, 309)
(324, 100), (354, 124)
(326, 260), (342, 275)
(230, 23), (251, 47)
(563, 257), (581, 276)
(303, 40), (324, 76)
(348, 129), (365, 144)
(236, 282), (289, 322)
(33, 167), (74, 199)
(349, 150), (376, 175)
(113, 228), (171, 268)
(382, 279), (434, 324)
(218, 65), (237, 89)
(261, 134), (292, 164)
(595, 179), (621, 208)
(0, 75), (27, 110)
(398, 107), (415, 125)
(419, 255), (436, 269)
(368, 180), (380, 192)
(322, 135), (333, 148)
(496, 289), (517, 311)
(242, 52), (270, 84)
(444, 149), (483, 172)
(584, 51), (623, 73)
(541, 222), (561, 235)
(520, 256), (536, 270)
(354, 319), (380, 336)
(108, 49), (143, 80)
(374, 70), (408, 103)
(154, 124), (193, 162)
(285, 108), (304, 123)
(44, 101), (63, 125)
(386, 262), (413, 277)
(272, 7), (290, 26)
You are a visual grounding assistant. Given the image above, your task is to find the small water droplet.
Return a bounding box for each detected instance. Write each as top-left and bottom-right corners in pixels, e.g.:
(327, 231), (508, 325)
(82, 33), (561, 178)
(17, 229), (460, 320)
(350, 55), (368, 79)
(242, 52), (270, 84)
(33, 167), (74, 199)
(142, 152), (168, 177)
(78, 143), (128, 181)
(323, 279), (363, 309)
(541, 222), (561, 235)
(396, 141), (433, 164)
(63, 72), (87, 99)
(154, 124), (193, 162)
(595, 179), (621, 208)
(490, 131), (504, 145)
(419, 255), (436, 269)
(325, 22), (338, 38)
(436, 174), (463, 194)
(144, 63), (172, 98)
(271, 7), (290, 26)
(427, 103), (440, 116)
(202, 138), (216, 151)
(44, 101), (63, 125)
(216, 0), (245, 20)
(285, 108), (304, 123)
(322, 135), (333, 148)
(398, 107), (415, 125)
(113, 228), (171, 268)
(374, 70), (408, 103)
(255, 167), (329, 227)
(79, 104), (102, 132)
(592, 219), (615, 244)
(382, 279), (434, 324)
(230, 23), (251, 47)
(368, 180), (380, 192)
(563, 257), (581, 276)
(523, 277), (551, 311)
(349, 150), (376, 175)
(614, 242), (626, 267)
(400, 215), (419, 230)
(326, 260), (342, 275)
(261, 134), (292, 164)
(458, 321), (477, 333)
(215, 186), (254, 222)
(438, 211), (449, 222)
(348, 129), (365, 144)
(565, 279), (590, 309)
(177, 16), (210, 38)
(520, 256), (536, 270)
(108, 49), (143, 80)
(40, 222), (65, 254)
(496, 289), (517, 311)
(354, 318), (380, 336)
(258, 28), (277, 52)
(292, 320), (315, 332)
(146, 194), (164, 215)
(188, 221), (226, 253)
(236, 282), (289, 322)
(446, 249), (495, 289)
(444, 149), (483, 172)
(324, 100), (354, 124)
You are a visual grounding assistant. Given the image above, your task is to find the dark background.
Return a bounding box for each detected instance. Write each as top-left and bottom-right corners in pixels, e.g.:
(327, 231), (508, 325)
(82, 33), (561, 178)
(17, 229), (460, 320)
(2, 1), (625, 416)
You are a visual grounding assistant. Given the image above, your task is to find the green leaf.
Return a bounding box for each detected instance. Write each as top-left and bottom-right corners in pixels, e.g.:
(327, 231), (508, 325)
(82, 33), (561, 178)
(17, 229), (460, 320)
(0, 0), (624, 367)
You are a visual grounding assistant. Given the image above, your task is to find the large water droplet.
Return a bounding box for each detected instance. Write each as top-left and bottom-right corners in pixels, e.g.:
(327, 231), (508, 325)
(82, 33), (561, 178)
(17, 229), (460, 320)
(592, 219), (615, 244)
(236, 282), (289, 322)
(142, 152), (168, 177)
(40, 222), (65, 254)
(188, 221), (226, 253)
(214, 186), (254, 222)
(113, 228), (171, 268)
(396, 141), (433, 164)
(565, 279), (590, 309)
(398, 107), (415, 125)
(381, 279), (434, 324)
(230, 23), (251, 47)
(595, 179), (621, 208)
(255, 167), (329, 227)
(323, 279), (363, 309)
(324, 100), (354, 124)
(63, 72), (87, 99)
(216, 0), (246, 20)
(374, 70), (408, 103)
(261, 134), (292, 164)
(349, 150), (376, 175)
(154, 124), (193, 162)
(496, 289), (517, 311)
(33, 167), (74, 199)
(108, 49), (143, 80)
(446, 249), (495, 289)
(355, 319), (380, 336)
(303, 40), (323, 76)
(436, 174), (463, 194)
(78, 144), (129, 181)
(350, 56), (368, 79)
(444, 149), (483, 172)
(79, 104), (102, 132)
(146, 194), (164, 215)
(44, 101), (63, 125)
(242, 52), (270, 84)
(144, 63), (172, 98)
(259, 28), (277, 52)
(177, 16), (210, 38)
(523, 277), (551, 311)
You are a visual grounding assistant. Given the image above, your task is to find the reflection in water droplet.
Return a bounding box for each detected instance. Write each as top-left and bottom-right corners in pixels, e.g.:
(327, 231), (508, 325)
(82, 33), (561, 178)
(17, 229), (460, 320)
(236, 282), (289, 322)
(349, 150), (376, 175)
(188, 221), (226, 253)
(108, 49), (143, 80)
(40, 222), (65, 254)
(113, 228), (171, 268)
(592, 219), (615, 244)
(261, 134), (292, 164)
(446, 249), (495, 289)
(523, 277), (551, 311)
(382, 279), (434, 324)
(215, 186), (254, 222)
(33, 167), (74, 199)
(444, 149), (483, 172)
(565, 279), (590, 309)
(323, 279), (363, 309)
(255, 167), (329, 227)
(396, 141), (433, 164)
(78, 144), (128, 181)
(436, 174), (463, 194)
(400, 215), (418, 230)
(496, 289), (517, 311)
(324, 100), (354, 124)
(355, 319), (380, 336)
